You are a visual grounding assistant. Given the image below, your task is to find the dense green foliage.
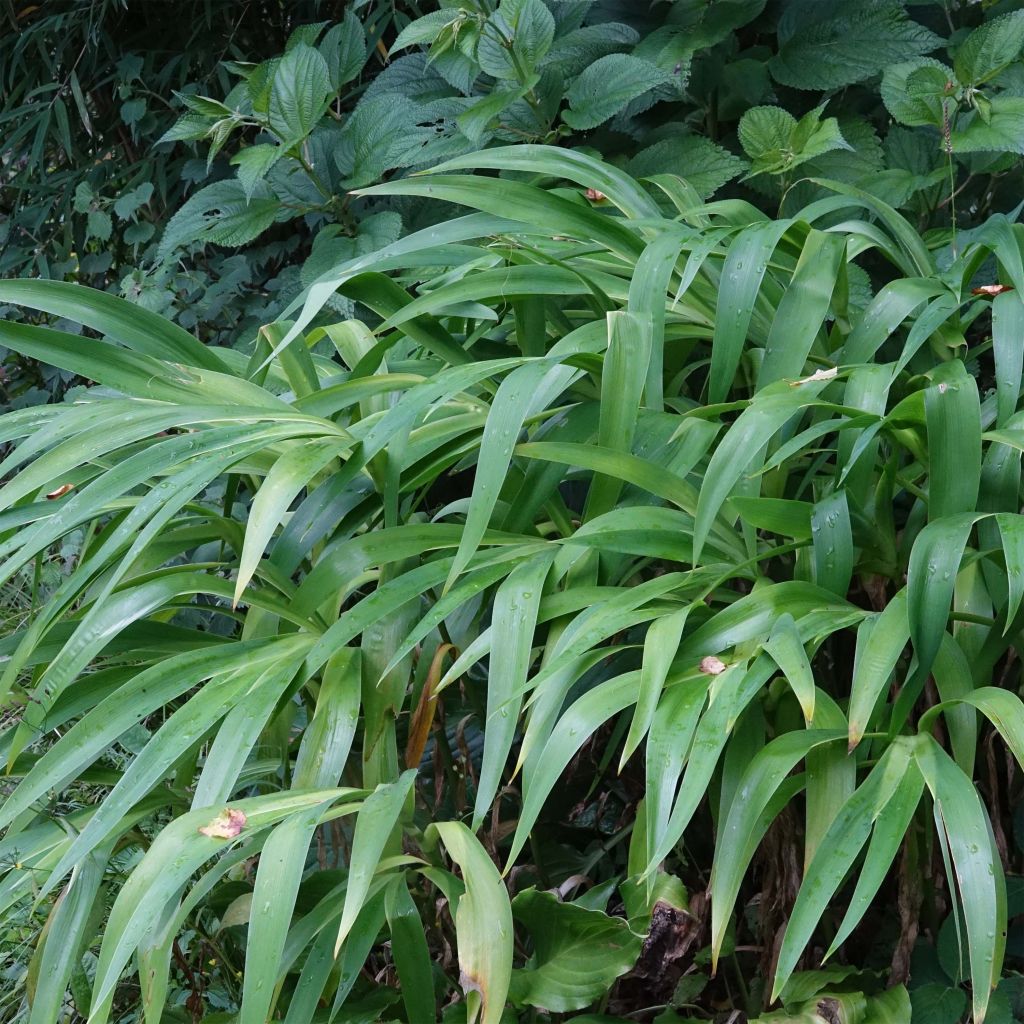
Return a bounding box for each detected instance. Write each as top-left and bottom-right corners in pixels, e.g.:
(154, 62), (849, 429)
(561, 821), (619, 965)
(8, 3), (1024, 1024)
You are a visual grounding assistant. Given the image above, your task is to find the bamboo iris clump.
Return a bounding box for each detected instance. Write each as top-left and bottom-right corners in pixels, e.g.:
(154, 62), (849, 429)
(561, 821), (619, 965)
(3, 146), (1024, 1022)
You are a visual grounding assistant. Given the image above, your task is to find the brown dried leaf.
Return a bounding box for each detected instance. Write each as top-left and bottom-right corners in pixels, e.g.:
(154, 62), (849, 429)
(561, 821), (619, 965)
(972, 284), (1013, 296)
(199, 808), (247, 839)
(46, 483), (75, 500)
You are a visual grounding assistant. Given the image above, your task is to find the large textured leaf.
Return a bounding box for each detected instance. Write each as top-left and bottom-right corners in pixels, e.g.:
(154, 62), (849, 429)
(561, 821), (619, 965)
(268, 43), (332, 141)
(954, 10), (1024, 87)
(158, 180), (283, 258)
(880, 58), (952, 128)
(507, 889), (642, 1011)
(952, 96), (1024, 155)
(562, 54), (672, 130)
(770, 1), (942, 90)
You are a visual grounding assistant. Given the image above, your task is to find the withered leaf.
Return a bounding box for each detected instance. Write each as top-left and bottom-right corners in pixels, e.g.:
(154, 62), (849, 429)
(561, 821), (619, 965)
(789, 366), (837, 386)
(199, 808), (247, 839)
(699, 655), (727, 675)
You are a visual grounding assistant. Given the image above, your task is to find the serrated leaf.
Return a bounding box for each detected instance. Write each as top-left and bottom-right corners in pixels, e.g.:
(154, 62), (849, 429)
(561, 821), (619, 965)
(113, 183), (153, 221)
(320, 11), (367, 88)
(86, 209), (112, 242)
(562, 54), (672, 131)
(477, 0), (556, 80)
(342, 95), (435, 189)
(542, 22), (639, 77)
(231, 143), (283, 200)
(626, 135), (746, 198)
(952, 96), (1024, 155)
(157, 112), (214, 145)
(954, 10), (1024, 87)
(739, 104), (849, 177)
(458, 80), (536, 144)
(157, 180), (282, 258)
(770, 0), (942, 91)
(883, 58), (954, 131)
(391, 10), (465, 53)
(268, 43), (332, 142)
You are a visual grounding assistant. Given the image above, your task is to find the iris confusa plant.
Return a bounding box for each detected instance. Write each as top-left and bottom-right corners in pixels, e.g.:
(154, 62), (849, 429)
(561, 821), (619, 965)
(4, 145), (1024, 1023)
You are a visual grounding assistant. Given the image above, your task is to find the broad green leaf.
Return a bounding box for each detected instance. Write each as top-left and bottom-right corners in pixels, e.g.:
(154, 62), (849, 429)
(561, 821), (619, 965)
(235, 437), (349, 605)
(758, 228), (845, 386)
(0, 279), (228, 372)
(292, 648), (362, 789)
(826, 758), (924, 959)
(694, 379), (829, 562)
(509, 672), (641, 867)
(708, 219), (791, 402)
(241, 800), (334, 1024)
(585, 311), (653, 519)
(92, 790), (357, 1012)
(645, 655), (778, 871)
(811, 490), (854, 598)
(430, 144), (660, 219)
(43, 655), (306, 888)
(508, 889), (643, 1011)
(622, 605), (690, 766)
(28, 842), (112, 1024)
(385, 876), (436, 1023)
(991, 290), (1024, 428)
(906, 514), (979, 682)
(0, 639), (307, 833)
(773, 739), (918, 997)
(357, 174), (643, 261)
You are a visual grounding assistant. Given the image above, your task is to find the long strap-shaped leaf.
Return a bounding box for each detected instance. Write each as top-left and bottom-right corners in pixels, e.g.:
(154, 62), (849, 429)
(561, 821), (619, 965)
(335, 771), (415, 953)
(915, 736), (1005, 1024)
(90, 789), (360, 1020)
(708, 218), (793, 403)
(432, 821), (513, 1024)
(772, 737), (921, 998)
(709, 728), (846, 969)
(473, 551), (554, 829)
(0, 278), (230, 372)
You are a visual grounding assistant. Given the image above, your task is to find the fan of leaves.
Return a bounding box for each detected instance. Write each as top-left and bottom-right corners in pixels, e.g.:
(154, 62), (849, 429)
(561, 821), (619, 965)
(4, 144), (1024, 1023)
